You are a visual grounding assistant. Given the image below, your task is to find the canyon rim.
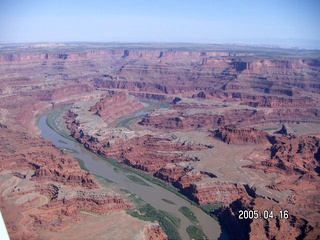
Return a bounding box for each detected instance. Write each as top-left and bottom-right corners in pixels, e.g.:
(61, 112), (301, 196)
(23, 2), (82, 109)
(0, 42), (319, 239)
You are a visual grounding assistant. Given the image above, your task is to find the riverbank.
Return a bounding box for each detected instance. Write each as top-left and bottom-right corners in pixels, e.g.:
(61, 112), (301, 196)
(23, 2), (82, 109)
(40, 104), (223, 239)
(45, 103), (222, 210)
(45, 103), (199, 203)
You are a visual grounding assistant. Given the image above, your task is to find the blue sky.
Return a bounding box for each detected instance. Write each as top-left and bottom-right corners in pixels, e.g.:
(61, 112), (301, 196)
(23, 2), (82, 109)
(0, 0), (319, 48)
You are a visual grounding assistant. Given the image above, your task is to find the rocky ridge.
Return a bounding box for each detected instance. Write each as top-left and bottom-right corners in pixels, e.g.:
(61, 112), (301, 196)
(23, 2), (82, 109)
(0, 43), (319, 239)
(140, 100), (320, 132)
(89, 92), (145, 123)
(213, 125), (271, 144)
(0, 125), (140, 239)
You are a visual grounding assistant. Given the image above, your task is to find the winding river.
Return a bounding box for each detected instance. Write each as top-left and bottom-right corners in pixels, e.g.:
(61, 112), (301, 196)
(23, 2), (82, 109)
(37, 109), (224, 240)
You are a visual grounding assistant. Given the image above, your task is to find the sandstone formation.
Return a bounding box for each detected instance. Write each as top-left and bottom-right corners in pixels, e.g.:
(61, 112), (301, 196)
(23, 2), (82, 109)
(154, 162), (217, 190)
(213, 125), (271, 144)
(0, 126), (96, 187)
(31, 190), (130, 231)
(0, 45), (172, 239)
(214, 196), (319, 240)
(234, 93), (315, 108)
(20, 84), (92, 102)
(139, 111), (220, 131)
(0, 43), (319, 239)
(139, 97), (320, 133)
(68, 119), (209, 172)
(0, 125), (135, 239)
(234, 134), (320, 240)
(185, 181), (254, 205)
(143, 222), (168, 240)
(89, 92), (145, 123)
(249, 135), (320, 176)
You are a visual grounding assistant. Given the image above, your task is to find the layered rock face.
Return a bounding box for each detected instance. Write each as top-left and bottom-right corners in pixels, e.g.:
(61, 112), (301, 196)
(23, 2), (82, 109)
(89, 92), (144, 123)
(208, 124), (320, 239)
(185, 181), (253, 205)
(232, 93), (316, 108)
(227, 134), (320, 240)
(68, 123), (209, 172)
(2, 44), (319, 98)
(250, 135), (320, 176)
(140, 96), (320, 132)
(20, 84), (92, 102)
(213, 125), (271, 144)
(31, 190), (130, 231)
(0, 45), (170, 240)
(0, 126), (96, 189)
(139, 112), (221, 130)
(215, 196), (318, 240)
(154, 162), (218, 191)
(143, 222), (168, 240)
(1, 43), (319, 239)
(212, 134), (320, 239)
(0, 126), (132, 239)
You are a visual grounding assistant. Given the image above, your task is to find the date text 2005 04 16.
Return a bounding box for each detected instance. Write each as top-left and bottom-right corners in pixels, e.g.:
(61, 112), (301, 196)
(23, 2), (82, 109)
(238, 210), (289, 220)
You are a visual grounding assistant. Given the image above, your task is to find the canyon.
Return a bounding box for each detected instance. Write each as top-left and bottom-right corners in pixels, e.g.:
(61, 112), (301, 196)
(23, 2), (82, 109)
(0, 42), (319, 239)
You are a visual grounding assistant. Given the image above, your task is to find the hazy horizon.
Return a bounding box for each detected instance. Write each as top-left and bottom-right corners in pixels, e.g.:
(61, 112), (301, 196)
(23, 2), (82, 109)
(1, 0), (319, 49)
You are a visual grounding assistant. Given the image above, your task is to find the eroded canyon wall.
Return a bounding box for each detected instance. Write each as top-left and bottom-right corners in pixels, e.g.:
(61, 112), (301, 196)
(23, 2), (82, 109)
(0, 43), (319, 239)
